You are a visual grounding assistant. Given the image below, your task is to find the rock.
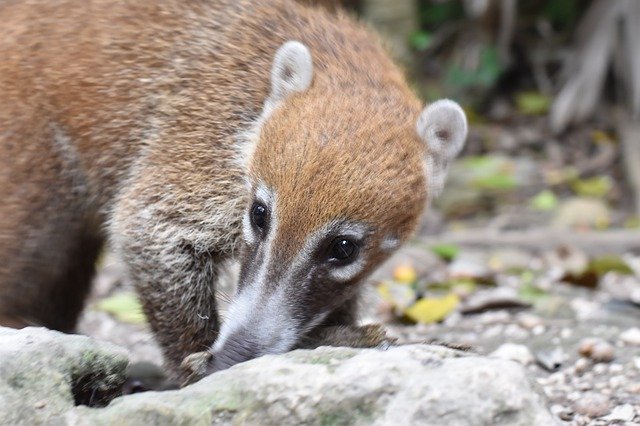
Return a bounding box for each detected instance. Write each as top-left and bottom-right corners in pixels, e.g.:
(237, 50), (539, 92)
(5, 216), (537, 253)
(0, 326), (128, 424)
(66, 345), (555, 425)
(572, 392), (610, 417)
(536, 347), (566, 371)
(578, 338), (615, 363)
(553, 197), (610, 229)
(620, 327), (640, 345)
(448, 252), (491, 280)
(488, 249), (533, 273)
(600, 404), (635, 422)
(490, 343), (535, 365)
(517, 313), (544, 330)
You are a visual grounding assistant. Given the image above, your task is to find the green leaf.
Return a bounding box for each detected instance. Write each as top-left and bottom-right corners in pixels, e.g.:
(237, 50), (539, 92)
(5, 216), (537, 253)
(570, 176), (613, 198)
(445, 46), (503, 89)
(473, 174), (517, 190)
(94, 292), (146, 324)
(589, 255), (633, 276)
(410, 31), (433, 51)
(530, 190), (558, 211)
(419, 1), (464, 26)
(518, 282), (548, 302)
(461, 155), (518, 191)
(431, 243), (460, 261)
(515, 91), (552, 115)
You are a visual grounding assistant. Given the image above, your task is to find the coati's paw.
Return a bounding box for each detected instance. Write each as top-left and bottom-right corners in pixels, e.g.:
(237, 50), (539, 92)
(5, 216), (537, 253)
(180, 351), (214, 387)
(296, 324), (397, 350)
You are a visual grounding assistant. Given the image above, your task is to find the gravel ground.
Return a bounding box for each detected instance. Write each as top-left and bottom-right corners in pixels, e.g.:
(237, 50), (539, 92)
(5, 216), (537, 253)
(78, 238), (640, 426)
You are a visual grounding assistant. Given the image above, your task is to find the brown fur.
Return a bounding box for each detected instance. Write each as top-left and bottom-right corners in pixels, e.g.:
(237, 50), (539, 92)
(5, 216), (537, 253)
(0, 0), (432, 378)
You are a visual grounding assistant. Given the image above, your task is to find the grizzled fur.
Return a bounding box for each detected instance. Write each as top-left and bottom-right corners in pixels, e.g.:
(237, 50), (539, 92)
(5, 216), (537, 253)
(0, 0), (465, 379)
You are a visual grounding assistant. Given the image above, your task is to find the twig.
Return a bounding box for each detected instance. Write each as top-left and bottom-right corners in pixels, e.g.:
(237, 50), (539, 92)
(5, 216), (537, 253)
(617, 115), (640, 216)
(428, 228), (640, 255)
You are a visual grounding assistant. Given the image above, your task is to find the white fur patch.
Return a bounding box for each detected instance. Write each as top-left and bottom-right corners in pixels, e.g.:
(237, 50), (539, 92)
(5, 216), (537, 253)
(380, 234), (400, 251)
(266, 41), (313, 110)
(216, 185), (282, 353)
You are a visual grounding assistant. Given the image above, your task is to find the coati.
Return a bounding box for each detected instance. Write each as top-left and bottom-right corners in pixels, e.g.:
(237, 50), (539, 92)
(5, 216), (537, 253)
(0, 0), (467, 379)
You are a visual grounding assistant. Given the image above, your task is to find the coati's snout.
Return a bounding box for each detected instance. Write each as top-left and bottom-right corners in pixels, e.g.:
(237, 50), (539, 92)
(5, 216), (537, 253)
(207, 190), (370, 373)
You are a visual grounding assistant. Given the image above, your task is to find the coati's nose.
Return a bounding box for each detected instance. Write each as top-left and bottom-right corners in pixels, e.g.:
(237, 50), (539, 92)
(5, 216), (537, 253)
(207, 332), (261, 373)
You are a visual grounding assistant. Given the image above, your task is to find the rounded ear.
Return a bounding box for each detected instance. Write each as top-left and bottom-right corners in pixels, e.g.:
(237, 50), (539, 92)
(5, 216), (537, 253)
(416, 99), (468, 198)
(267, 41), (313, 108)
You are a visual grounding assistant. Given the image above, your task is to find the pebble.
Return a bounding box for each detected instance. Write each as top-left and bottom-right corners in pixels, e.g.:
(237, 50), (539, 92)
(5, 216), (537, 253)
(578, 338), (615, 362)
(551, 404), (574, 421)
(600, 404), (635, 422)
(516, 313), (543, 330)
(593, 363), (608, 375)
(532, 325), (546, 336)
(490, 343), (535, 365)
(574, 358), (591, 374)
(609, 363), (623, 373)
(536, 347), (565, 371)
(572, 392), (610, 418)
(608, 375), (625, 388)
(620, 327), (640, 345)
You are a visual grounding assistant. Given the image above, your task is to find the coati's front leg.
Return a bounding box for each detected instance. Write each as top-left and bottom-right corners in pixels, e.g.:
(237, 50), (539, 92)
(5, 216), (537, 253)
(109, 163), (241, 380)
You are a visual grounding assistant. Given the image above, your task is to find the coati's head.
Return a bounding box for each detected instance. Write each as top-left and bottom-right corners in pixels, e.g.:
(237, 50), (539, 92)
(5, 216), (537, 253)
(209, 41), (467, 372)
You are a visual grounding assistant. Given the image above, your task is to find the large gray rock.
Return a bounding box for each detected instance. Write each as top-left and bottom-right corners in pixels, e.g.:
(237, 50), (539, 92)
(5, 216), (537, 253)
(0, 327), (556, 425)
(66, 345), (555, 426)
(0, 327), (128, 425)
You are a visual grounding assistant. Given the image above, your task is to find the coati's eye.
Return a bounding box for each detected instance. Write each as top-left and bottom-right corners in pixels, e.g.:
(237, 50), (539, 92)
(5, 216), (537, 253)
(251, 202), (268, 230)
(327, 237), (358, 264)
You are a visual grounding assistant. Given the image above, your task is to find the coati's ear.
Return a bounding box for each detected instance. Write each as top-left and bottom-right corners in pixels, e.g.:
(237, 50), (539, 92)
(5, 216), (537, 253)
(417, 99), (467, 199)
(265, 41), (313, 110)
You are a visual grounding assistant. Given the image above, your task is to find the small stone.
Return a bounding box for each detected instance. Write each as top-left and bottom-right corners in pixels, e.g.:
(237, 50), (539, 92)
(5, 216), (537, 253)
(448, 254), (490, 280)
(627, 383), (640, 393)
(600, 404), (635, 422)
(560, 327), (572, 339)
(517, 313), (543, 330)
(590, 342), (615, 363)
(553, 197), (610, 229)
(608, 375), (625, 389)
(620, 327), (640, 345)
(574, 358), (590, 374)
(609, 363), (623, 373)
(551, 404), (574, 421)
(593, 363), (608, 375)
(34, 400), (46, 409)
(573, 392), (610, 418)
(490, 343), (535, 365)
(579, 338), (615, 362)
(532, 325), (546, 336)
(536, 347), (565, 371)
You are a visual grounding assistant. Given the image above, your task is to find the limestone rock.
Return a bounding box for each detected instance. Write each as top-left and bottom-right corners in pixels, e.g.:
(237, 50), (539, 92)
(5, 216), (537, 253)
(68, 345), (555, 426)
(0, 326), (128, 425)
